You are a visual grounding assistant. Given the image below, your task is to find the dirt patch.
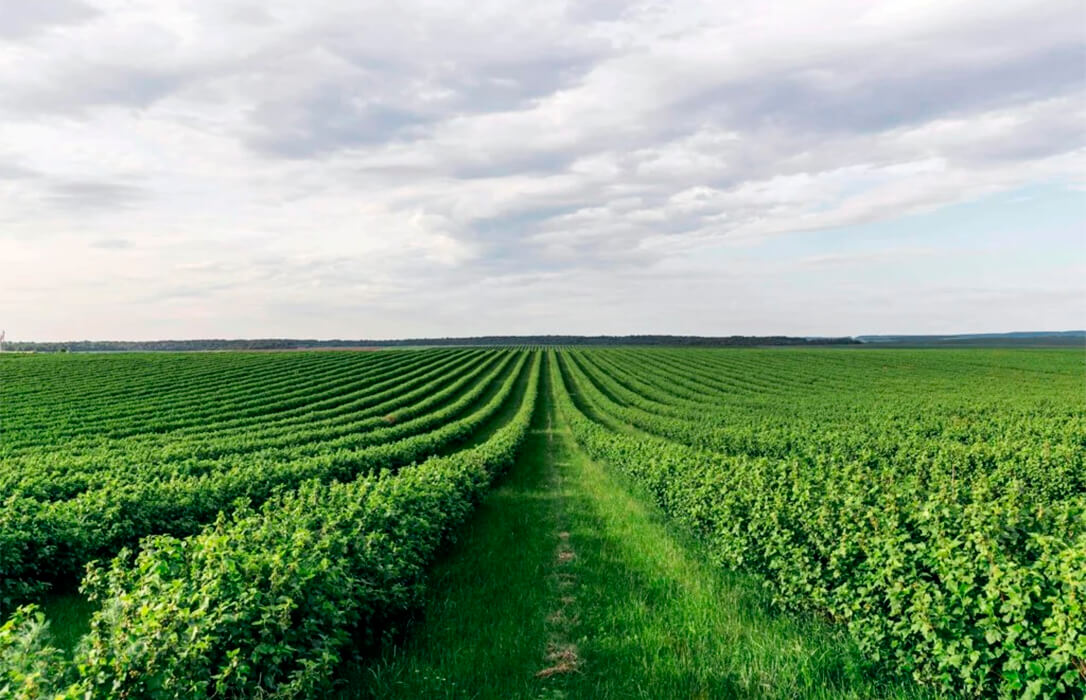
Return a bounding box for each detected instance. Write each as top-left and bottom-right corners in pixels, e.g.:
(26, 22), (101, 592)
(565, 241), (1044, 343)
(546, 610), (566, 625)
(536, 643), (580, 678)
(538, 524), (582, 680)
(537, 416), (582, 681)
(535, 661), (578, 678)
(545, 643), (580, 665)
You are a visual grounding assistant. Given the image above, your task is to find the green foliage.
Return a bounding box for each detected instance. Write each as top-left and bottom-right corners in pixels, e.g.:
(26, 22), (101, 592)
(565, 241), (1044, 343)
(0, 350), (522, 606)
(0, 351), (539, 698)
(0, 607), (72, 699)
(553, 348), (1085, 698)
(1, 346), (1081, 698)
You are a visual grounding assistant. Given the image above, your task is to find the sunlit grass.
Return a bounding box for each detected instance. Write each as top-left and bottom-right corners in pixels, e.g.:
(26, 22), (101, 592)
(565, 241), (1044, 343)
(341, 358), (930, 698)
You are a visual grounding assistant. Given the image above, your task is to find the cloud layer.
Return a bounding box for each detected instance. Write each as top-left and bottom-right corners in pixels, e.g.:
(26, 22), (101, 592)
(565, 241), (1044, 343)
(1, 0), (1083, 339)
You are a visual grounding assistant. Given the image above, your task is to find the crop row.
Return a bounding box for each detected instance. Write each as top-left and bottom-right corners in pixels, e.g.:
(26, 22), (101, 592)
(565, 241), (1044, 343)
(0, 350), (528, 608)
(568, 350), (1084, 502)
(553, 349), (1085, 697)
(0, 351), (379, 442)
(1, 351), (542, 699)
(1, 350), (458, 451)
(0, 350), (500, 501)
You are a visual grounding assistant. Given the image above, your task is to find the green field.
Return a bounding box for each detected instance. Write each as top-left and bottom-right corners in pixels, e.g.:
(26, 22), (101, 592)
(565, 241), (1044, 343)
(1, 348), (1083, 698)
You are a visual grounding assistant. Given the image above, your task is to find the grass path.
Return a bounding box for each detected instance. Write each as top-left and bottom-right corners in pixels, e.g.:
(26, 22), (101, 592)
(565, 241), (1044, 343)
(343, 357), (927, 699)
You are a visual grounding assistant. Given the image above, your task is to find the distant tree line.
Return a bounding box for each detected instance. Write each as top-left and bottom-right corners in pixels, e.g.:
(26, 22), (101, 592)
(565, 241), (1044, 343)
(3, 335), (860, 353)
(856, 331), (1085, 347)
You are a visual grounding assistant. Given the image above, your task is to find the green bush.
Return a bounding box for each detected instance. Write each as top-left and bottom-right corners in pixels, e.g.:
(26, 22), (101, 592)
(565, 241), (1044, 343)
(554, 349), (1085, 698)
(0, 352), (539, 698)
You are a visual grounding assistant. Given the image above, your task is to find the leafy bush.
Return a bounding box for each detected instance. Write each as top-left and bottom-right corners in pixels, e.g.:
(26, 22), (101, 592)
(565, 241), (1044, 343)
(0, 351), (523, 607)
(554, 349), (1085, 698)
(0, 352), (539, 698)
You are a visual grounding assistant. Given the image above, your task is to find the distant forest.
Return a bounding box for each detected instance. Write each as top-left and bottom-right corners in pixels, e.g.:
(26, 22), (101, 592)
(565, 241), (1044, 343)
(3, 335), (860, 352)
(856, 331), (1085, 347)
(6, 331), (1080, 353)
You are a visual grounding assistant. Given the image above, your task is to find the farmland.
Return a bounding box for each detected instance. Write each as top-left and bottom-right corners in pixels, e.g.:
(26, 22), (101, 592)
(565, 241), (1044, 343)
(1, 347), (1083, 698)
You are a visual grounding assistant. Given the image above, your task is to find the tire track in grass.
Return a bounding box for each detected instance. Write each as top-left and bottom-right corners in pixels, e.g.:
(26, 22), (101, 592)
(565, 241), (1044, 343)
(535, 409), (581, 682)
(342, 352), (928, 698)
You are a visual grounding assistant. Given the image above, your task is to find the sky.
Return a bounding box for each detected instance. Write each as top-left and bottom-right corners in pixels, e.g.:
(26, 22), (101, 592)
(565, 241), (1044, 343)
(0, 0), (1083, 341)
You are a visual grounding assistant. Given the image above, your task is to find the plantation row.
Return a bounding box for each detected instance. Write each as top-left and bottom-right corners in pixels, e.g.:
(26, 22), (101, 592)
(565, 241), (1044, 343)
(0, 350), (500, 500)
(1, 349), (467, 450)
(551, 348), (1084, 698)
(1, 347), (1082, 698)
(565, 349), (1083, 501)
(0, 349), (524, 606)
(1, 350), (541, 697)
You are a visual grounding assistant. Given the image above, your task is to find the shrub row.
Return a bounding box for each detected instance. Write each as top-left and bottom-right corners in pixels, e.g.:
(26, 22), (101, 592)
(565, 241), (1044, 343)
(0, 351), (526, 609)
(0, 351), (541, 699)
(1, 349), (496, 502)
(554, 351), (1085, 698)
(2, 348), (457, 453)
(1, 350), (410, 448)
(569, 349), (1084, 502)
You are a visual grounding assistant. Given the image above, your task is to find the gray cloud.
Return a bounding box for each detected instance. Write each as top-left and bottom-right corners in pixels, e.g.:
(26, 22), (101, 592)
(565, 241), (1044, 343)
(6, 65), (195, 116)
(239, 32), (607, 158)
(0, 0), (1082, 339)
(90, 238), (134, 250)
(680, 42), (1084, 136)
(248, 94), (430, 158)
(0, 161), (37, 180)
(46, 180), (145, 210)
(0, 0), (98, 40)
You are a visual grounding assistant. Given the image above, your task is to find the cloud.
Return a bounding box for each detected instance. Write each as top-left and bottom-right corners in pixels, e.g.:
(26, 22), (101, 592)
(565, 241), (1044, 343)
(794, 247), (939, 268)
(0, 0), (1082, 339)
(46, 180), (146, 209)
(0, 161), (37, 180)
(0, 0), (99, 40)
(90, 238), (133, 250)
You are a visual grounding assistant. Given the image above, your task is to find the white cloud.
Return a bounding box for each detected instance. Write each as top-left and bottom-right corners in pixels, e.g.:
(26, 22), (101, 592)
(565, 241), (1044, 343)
(0, 0), (1082, 339)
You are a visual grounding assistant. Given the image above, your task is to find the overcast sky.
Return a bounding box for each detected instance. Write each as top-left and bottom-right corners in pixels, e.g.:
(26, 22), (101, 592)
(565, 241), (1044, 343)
(1, 0), (1083, 341)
